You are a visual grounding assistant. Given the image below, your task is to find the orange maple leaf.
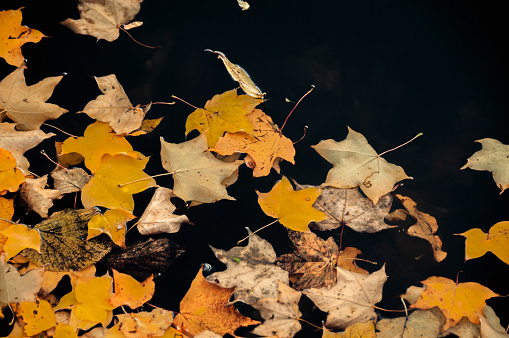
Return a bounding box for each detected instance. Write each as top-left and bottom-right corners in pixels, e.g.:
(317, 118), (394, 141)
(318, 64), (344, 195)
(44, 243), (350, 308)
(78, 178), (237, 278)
(108, 269), (155, 309)
(458, 221), (509, 265)
(173, 267), (260, 336)
(212, 108), (296, 177)
(257, 176), (328, 232)
(410, 276), (499, 332)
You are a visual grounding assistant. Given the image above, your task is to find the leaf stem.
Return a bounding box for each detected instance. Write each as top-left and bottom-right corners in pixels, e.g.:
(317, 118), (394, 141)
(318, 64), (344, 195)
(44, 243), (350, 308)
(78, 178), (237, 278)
(118, 25), (161, 49)
(292, 126), (308, 145)
(171, 95), (199, 109)
(378, 132), (423, 157)
(280, 85), (315, 131)
(43, 123), (77, 138)
(117, 173), (172, 187)
(40, 150), (67, 170)
(237, 219), (279, 245)
(298, 317), (322, 330)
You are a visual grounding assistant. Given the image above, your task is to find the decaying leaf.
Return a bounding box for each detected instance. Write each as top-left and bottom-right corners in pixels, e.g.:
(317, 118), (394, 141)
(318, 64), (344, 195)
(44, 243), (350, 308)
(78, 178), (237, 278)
(160, 133), (242, 203)
(312, 127), (410, 204)
(0, 8), (46, 67)
(107, 269), (155, 309)
(173, 267), (260, 336)
(303, 265), (387, 330)
(206, 228), (289, 304)
(461, 138), (509, 193)
(22, 208), (114, 271)
(0, 147), (25, 195)
(205, 49), (264, 99)
(51, 168), (90, 194)
(375, 310), (441, 338)
(20, 175), (63, 218)
(62, 0), (143, 42)
(251, 280), (302, 338)
(458, 221), (509, 264)
(0, 254), (45, 305)
(394, 194), (447, 262)
(0, 64), (67, 130)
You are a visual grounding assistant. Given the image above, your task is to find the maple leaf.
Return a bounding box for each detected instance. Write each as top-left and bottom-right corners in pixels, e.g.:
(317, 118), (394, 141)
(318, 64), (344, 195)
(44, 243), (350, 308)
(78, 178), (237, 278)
(295, 183), (394, 233)
(206, 228), (289, 304)
(251, 280), (302, 338)
(81, 154), (157, 212)
(461, 138), (509, 193)
(61, 0), (143, 42)
(137, 187), (192, 235)
(0, 122), (55, 172)
(0, 64), (68, 130)
(87, 208), (135, 248)
(0, 254), (45, 305)
(107, 308), (174, 337)
(257, 176), (328, 232)
(0, 8), (46, 67)
(0, 223), (41, 261)
(303, 265), (387, 330)
(160, 133), (242, 203)
(17, 300), (56, 336)
(409, 276), (499, 332)
(61, 121), (139, 173)
(0, 147), (25, 195)
(458, 221), (509, 264)
(51, 168), (91, 194)
(312, 127), (410, 204)
(107, 269), (155, 309)
(212, 108), (296, 177)
(80, 74), (150, 134)
(173, 267), (260, 336)
(394, 194), (447, 262)
(185, 88), (262, 147)
(375, 310), (441, 338)
(276, 230), (367, 291)
(20, 175), (63, 218)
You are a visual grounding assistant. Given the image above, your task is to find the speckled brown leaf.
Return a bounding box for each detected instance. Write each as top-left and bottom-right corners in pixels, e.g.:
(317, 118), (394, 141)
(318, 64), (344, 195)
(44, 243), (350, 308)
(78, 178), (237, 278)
(51, 168), (90, 194)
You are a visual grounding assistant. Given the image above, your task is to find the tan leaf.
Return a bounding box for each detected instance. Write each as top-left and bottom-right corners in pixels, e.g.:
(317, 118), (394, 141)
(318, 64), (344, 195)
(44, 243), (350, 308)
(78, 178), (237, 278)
(51, 168), (90, 194)
(480, 306), (509, 338)
(376, 310), (441, 338)
(20, 175), (63, 218)
(0, 253), (45, 304)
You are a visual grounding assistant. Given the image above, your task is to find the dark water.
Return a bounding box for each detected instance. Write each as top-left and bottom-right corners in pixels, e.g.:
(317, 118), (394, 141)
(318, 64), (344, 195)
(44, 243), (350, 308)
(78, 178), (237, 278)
(2, 0), (509, 335)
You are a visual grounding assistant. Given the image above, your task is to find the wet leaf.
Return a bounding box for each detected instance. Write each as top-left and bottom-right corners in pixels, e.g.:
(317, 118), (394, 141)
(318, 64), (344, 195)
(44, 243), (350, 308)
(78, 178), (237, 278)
(107, 269), (155, 309)
(458, 221), (509, 264)
(17, 300), (56, 336)
(20, 175), (63, 218)
(0, 148), (25, 195)
(87, 208), (135, 248)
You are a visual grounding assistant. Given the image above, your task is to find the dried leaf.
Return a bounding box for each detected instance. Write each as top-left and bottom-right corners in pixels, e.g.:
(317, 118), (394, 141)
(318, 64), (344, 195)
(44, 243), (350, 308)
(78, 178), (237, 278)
(51, 168), (91, 194)
(376, 310), (441, 338)
(0, 254), (45, 304)
(108, 308), (173, 338)
(20, 175), (63, 218)
(458, 221), (509, 264)
(323, 322), (376, 337)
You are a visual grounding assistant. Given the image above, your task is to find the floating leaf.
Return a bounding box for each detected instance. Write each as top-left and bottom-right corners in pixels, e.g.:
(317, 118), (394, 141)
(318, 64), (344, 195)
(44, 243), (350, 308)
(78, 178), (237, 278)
(375, 310), (440, 338)
(323, 322), (376, 338)
(0, 254), (45, 304)
(0, 148), (25, 195)
(458, 221), (509, 264)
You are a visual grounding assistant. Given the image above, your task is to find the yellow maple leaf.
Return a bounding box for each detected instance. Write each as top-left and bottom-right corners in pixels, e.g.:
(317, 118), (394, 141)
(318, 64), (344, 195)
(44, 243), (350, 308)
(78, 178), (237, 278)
(185, 89), (262, 147)
(0, 197), (14, 230)
(87, 209), (136, 248)
(54, 323), (78, 338)
(107, 269), (155, 309)
(0, 223), (41, 260)
(17, 300), (56, 336)
(81, 154), (157, 212)
(458, 221), (509, 264)
(61, 121), (139, 173)
(410, 276), (499, 331)
(257, 176), (328, 232)
(0, 148), (25, 196)
(0, 8), (46, 67)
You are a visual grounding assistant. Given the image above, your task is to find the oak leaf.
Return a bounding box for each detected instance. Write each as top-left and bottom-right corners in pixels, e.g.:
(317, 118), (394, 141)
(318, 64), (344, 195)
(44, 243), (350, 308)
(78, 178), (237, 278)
(212, 108), (296, 177)
(303, 265), (387, 330)
(81, 154), (157, 212)
(20, 175), (63, 218)
(0, 8), (46, 67)
(394, 194), (447, 262)
(17, 300), (56, 336)
(461, 138), (509, 193)
(87, 208), (135, 248)
(160, 133), (242, 203)
(107, 269), (154, 309)
(251, 280), (302, 338)
(206, 228), (289, 304)
(409, 276), (499, 331)
(257, 176), (328, 232)
(107, 308), (174, 338)
(0, 223), (41, 261)
(312, 127), (410, 204)
(185, 89), (262, 147)
(277, 230), (367, 290)
(0, 148), (25, 195)
(458, 221), (509, 264)
(61, 121), (139, 173)
(0, 254), (45, 305)
(51, 168), (91, 194)
(81, 74), (150, 134)
(0, 64), (67, 130)
(62, 0), (143, 42)
(375, 310), (441, 338)
(173, 267), (260, 336)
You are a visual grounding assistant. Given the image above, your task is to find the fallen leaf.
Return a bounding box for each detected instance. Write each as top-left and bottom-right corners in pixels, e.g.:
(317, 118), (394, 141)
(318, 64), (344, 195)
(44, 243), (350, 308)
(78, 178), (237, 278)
(160, 133), (242, 203)
(0, 8), (46, 67)
(251, 280), (302, 338)
(108, 308), (173, 338)
(0, 253), (45, 305)
(81, 74), (149, 134)
(206, 228), (289, 304)
(137, 187), (191, 235)
(212, 108), (296, 177)
(185, 89), (262, 147)
(237, 0), (250, 11)
(22, 208), (114, 271)
(62, 0), (143, 42)
(375, 310), (441, 338)
(81, 154), (157, 212)
(39, 265), (96, 296)
(54, 323), (79, 338)
(480, 306), (509, 338)
(303, 265), (387, 330)
(458, 221), (509, 264)
(0, 223), (41, 261)
(461, 138), (509, 193)
(205, 50), (264, 99)
(17, 300), (56, 336)
(61, 121), (139, 173)
(20, 175), (63, 218)
(51, 168), (91, 194)
(312, 127), (410, 204)
(410, 276), (499, 331)
(323, 322), (376, 337)
(277, 230), (368, 290)
(87, 208), (135, 248)
(0, 148), (25, 195)
(128, 116), (163, 136)
(257, 176), (328, 232)
(173, 267), (260, 336)
(0, 197), (14, 230)
(0, 63), (67, 130)
(107, 269), (154, 309)
(394, 194), (447, 262)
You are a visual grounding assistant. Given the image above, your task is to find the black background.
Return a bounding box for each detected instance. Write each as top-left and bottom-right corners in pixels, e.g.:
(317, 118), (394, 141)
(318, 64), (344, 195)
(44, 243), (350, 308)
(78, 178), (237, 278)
(1, 0), (508, 336)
